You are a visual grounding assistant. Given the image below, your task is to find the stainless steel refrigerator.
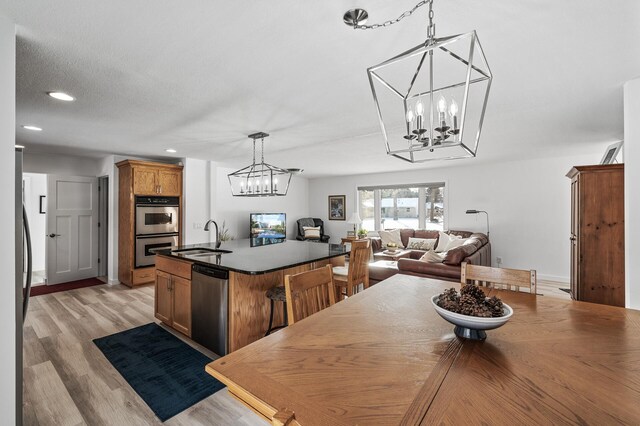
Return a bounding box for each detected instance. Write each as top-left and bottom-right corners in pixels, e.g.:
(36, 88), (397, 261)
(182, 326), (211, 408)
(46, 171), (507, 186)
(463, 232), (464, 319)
(16, 147), (32, 425)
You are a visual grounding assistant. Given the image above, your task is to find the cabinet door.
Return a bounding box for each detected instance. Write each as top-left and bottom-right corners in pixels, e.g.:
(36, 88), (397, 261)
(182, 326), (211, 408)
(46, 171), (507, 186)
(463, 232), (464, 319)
(133, 167), (158, 195)
(155, 271), (173, 324)
(172, 275), (191, 336)
(157, 169), (181, 196)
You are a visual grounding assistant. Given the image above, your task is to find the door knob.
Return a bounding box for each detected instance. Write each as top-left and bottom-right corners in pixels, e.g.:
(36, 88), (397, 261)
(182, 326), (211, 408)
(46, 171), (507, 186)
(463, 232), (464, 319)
(48, 233), (60, 238)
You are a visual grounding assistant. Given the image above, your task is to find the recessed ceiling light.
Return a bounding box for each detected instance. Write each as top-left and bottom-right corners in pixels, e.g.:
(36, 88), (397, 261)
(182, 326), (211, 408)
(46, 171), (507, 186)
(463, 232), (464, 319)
(22, 125), (42, 131)
(47, 91), (75, 101)
(165, 148), (177, 153)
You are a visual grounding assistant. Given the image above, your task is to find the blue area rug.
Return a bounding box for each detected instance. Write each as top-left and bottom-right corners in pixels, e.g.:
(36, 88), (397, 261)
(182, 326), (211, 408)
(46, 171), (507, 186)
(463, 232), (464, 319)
(93, 323), (225, 422)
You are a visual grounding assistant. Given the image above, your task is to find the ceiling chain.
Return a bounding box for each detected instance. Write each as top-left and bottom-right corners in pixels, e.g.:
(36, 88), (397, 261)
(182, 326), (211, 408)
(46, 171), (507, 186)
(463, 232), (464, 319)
(353, 0), (431, 30)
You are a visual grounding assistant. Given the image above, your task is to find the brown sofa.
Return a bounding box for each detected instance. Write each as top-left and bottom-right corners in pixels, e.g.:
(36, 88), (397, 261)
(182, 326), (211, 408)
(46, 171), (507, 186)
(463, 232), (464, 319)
(368, 230), (491, 283)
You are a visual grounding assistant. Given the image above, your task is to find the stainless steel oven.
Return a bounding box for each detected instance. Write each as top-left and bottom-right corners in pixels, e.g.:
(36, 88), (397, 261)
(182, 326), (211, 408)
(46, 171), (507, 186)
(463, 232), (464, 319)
(135, 196), (179, 235)
(135, 233), (179, 267)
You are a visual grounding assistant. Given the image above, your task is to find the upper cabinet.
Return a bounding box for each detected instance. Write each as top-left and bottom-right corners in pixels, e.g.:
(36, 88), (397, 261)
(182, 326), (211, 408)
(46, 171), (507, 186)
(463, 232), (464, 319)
(131, 163), (182, 196)
(157, 169), (182, 196)
(133, 167), (158, 195)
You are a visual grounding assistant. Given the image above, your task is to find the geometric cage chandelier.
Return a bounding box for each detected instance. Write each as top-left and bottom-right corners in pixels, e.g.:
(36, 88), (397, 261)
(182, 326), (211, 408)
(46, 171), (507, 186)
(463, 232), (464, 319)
(227, 132), (292, 197)
(344, 0), (493, 163)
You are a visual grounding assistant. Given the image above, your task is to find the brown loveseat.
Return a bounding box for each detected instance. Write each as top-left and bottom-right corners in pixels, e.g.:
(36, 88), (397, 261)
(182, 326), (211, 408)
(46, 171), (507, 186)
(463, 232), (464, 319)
(368, 230), (491, 283)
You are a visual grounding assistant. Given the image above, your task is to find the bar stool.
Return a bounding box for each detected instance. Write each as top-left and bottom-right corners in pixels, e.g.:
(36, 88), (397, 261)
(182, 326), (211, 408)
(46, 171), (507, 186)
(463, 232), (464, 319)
(265, 285), (288, 336)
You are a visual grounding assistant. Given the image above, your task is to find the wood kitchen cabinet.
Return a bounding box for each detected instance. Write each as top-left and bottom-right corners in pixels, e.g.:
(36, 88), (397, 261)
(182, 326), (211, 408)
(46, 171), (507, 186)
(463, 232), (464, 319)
(116, 159), (183, 287)
(155, 270), (173, 324)
(155, 255), (192, 337)
(133, 165), (181, 196)
(566, 164), (624, 307)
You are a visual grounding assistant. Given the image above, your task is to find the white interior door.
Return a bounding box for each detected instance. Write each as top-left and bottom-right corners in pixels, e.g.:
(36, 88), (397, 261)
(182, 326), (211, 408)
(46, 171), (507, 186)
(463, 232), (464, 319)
(46, 175), (99, 285)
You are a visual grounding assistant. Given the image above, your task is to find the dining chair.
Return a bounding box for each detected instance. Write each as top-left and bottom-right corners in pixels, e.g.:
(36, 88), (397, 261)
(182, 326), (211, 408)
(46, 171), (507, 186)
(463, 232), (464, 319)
(461, 262), (537, 294)
(284, 264), (336, 325)
(332, 239), (371, 299)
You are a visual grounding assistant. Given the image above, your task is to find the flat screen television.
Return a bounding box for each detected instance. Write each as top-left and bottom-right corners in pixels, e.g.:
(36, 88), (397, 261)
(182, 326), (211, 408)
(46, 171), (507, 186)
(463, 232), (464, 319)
(250, 213), (286, 246)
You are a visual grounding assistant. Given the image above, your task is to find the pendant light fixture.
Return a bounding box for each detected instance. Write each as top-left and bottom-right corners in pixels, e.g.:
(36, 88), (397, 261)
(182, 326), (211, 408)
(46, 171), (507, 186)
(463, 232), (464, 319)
(227, 132), (293, 197)
(344, 0), (492, 163)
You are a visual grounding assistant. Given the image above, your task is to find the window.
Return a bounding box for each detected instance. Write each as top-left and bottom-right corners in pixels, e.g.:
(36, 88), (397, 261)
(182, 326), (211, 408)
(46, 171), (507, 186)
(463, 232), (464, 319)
(357, 183), (445, 231)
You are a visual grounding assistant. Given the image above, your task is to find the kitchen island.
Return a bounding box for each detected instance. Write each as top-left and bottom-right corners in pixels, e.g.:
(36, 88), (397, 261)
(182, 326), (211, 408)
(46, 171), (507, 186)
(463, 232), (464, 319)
(153, 239), (347, 354)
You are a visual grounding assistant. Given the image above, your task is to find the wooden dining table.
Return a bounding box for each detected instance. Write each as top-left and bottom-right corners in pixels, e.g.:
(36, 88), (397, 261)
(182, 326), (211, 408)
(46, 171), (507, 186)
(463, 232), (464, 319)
(205, 274), (640, 425)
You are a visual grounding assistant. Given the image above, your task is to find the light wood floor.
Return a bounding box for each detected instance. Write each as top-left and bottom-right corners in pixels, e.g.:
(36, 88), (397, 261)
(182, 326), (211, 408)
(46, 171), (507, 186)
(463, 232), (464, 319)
(536, 279), (571, 300)
(23, 283), (267, 426)
(23, 278), (570, 425)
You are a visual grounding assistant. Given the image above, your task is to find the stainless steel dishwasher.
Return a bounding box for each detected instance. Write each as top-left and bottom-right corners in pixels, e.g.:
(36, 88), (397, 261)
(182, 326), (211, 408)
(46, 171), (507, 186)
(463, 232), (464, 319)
(191, 264), (229, 356)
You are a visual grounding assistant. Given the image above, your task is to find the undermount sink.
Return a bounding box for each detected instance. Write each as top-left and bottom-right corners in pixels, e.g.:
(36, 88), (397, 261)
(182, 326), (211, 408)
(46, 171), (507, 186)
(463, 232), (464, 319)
(172, 248), (233, 256)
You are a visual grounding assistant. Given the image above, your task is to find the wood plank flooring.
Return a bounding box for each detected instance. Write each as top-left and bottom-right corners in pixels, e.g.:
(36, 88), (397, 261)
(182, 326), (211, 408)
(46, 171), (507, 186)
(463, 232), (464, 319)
(23, 283), (267, 426)
(536, 279), (571, 299)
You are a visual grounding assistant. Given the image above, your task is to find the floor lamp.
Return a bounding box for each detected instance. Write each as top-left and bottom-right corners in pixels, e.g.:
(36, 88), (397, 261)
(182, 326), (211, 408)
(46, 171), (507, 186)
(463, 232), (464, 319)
(465, 210), (489, 239)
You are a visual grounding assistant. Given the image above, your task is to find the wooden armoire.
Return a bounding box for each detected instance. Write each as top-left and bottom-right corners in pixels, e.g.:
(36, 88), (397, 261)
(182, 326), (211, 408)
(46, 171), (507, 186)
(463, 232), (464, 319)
(566, 164), (624, 306)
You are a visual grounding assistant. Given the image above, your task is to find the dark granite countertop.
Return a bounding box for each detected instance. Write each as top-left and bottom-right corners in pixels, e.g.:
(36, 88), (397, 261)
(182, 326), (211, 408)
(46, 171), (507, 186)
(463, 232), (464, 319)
(152, 239), (348, 275)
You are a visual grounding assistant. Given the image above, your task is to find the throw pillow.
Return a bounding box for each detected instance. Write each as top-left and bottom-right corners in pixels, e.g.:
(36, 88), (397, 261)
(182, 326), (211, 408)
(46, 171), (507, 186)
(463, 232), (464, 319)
(303, 226), (321, 239)
(435, 231), (462, 252)
(406, 237), (436, 251)
(419, 250), (445, 263)
(444, 237), (469, 251)
(378, 229), (404, 249)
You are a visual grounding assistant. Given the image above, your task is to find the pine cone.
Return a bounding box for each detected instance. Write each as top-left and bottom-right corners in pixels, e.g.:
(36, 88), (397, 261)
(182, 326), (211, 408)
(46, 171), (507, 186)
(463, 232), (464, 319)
(438, 286), (502, 318)
(460, 284), (486, 303)
(438, 298), (461, 313)
(459, 294), (478, 316)
(440, 288), (459, 302)
(485, 296), (504, 317)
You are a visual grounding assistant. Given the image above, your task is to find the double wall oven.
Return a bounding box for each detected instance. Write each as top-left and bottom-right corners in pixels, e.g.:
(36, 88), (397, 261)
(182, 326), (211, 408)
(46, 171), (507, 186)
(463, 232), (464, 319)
(135, 196), (179, 268)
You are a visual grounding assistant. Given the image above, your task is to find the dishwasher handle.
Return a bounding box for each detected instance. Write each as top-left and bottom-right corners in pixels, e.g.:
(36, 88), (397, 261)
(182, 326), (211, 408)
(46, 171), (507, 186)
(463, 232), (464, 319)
(192, 264), (229, 280)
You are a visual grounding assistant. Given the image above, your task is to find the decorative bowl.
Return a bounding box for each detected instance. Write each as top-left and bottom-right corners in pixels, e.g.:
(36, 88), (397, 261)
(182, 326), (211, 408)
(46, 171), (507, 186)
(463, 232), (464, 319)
(386, 243), (398, 252)
(431, 295), (513, 340)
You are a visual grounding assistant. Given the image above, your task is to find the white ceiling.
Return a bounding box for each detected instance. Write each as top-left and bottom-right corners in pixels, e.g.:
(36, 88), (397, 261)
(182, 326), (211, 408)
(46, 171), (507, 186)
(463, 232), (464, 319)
(10, 0), (640, 177)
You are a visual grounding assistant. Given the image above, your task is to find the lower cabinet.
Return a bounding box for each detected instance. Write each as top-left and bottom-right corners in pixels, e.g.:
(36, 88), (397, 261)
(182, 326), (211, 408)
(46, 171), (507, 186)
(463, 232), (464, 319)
(155, 257), (192, 337)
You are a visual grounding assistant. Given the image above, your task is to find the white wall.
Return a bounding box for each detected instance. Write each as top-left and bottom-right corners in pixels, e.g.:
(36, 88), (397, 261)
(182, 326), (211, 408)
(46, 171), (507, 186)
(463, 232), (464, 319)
(0, 7), (16, 423)
(624, 78), (640, 310)
(309, 150), (605, 282)
(183, 158), (212, 245)
(24, 152), (102, 177)
(214, 165), (309, 241)
(23, 173), (47, 272)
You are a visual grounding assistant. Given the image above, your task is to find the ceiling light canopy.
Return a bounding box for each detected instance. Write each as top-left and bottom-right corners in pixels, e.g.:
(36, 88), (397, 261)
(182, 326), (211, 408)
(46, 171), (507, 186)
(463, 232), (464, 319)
(47, 91), (75, 101)
(22, 125), (42, 131)
(227, 132), (293, 197)
(345, 0), (492, 163)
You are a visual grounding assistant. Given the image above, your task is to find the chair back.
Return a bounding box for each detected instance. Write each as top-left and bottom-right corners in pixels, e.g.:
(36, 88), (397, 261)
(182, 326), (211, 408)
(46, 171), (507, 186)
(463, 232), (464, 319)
(461, 262), (537, 294)
(336, 239), (370, 297)
(284, 265), (336, 324)
(349, 239), (370, 283)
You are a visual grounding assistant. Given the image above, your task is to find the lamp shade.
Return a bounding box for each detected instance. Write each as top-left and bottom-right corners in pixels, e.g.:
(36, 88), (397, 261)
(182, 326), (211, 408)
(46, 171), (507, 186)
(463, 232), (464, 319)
(347, 212), (363, 224)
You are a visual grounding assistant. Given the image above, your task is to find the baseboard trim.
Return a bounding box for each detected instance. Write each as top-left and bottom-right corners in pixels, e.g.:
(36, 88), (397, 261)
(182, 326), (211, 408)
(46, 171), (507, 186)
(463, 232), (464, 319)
(537, 274), (569, 284)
